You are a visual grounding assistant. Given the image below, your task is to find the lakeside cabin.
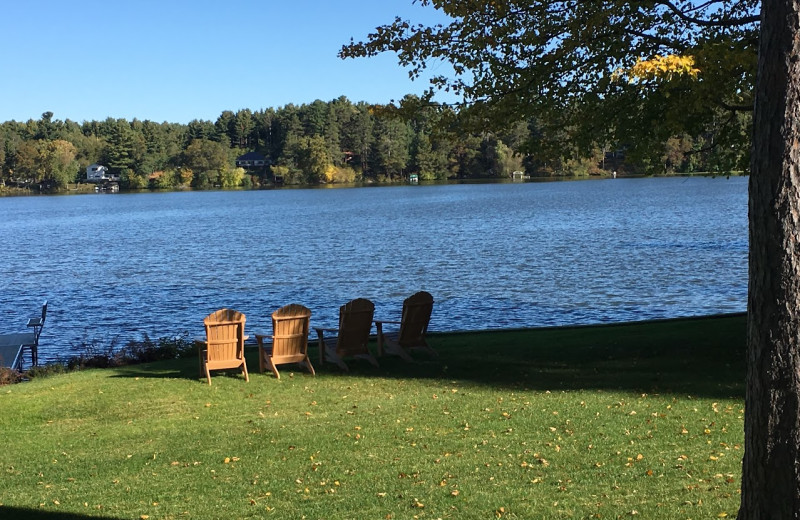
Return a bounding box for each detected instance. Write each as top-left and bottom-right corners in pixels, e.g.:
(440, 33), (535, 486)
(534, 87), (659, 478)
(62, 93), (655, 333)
(86, 164), (119, 183)
(235, 152), (267, 169)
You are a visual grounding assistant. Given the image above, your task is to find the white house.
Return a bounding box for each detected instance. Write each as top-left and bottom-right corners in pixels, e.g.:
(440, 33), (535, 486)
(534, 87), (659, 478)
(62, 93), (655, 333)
(235, 152), (267, 169)
(86, 164), (115, 182)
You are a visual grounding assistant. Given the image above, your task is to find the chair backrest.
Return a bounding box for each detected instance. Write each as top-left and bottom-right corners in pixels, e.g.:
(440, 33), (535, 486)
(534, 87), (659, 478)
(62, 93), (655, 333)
(398, 291), (434, 346)
(29, 300), (48, 342)
(336, 298), (374, 357)
(203, 309), (246, 362)
(272, 304), (311, 358)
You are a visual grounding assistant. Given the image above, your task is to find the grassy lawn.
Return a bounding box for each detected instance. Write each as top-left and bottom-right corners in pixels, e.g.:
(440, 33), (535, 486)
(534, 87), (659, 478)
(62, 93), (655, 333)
(0, 315), (746, 519)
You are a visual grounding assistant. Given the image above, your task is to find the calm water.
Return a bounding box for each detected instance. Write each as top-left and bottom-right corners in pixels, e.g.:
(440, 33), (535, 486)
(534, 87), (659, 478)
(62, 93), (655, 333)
(0, 177), (748, 363)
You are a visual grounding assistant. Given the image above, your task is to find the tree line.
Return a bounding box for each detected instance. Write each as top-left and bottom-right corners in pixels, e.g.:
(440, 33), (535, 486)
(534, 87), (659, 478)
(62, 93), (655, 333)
(0, 95), (744, 191)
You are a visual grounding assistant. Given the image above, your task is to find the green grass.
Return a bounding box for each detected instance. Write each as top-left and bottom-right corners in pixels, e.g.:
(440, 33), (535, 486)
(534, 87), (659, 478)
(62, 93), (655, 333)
(0, 314), (746, 519)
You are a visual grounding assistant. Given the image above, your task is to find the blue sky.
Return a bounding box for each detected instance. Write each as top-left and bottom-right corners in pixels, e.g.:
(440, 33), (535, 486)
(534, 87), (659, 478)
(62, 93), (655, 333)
(1, 0), (456, 124)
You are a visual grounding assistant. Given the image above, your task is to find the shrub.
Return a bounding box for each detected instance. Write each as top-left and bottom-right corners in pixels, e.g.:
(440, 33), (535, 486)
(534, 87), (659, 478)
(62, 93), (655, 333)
(0, 367), (21, 385)
(118, 333), (194, 364)
(15, 334), (195, 384)
(26, 363), (69, 379)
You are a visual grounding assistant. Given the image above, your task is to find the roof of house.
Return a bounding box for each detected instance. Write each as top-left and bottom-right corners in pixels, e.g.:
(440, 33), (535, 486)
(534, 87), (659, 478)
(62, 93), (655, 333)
(236, 152), (266, 161)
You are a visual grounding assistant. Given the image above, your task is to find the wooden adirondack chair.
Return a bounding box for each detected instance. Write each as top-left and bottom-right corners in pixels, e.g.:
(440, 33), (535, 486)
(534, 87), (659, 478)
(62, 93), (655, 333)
(316, 298), (378, 371)
(257, 303), (315, 379)
(199, 308), (249, 385)
(375, 291), (436, 362)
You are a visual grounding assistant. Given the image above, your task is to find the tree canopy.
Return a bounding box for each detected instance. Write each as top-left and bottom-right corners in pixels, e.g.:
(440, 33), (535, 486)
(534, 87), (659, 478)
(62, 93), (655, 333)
(341, 0), (759, 170)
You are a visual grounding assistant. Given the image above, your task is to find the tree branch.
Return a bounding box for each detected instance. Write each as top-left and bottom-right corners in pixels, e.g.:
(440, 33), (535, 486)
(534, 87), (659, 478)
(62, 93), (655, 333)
(654, 0), (759, 27)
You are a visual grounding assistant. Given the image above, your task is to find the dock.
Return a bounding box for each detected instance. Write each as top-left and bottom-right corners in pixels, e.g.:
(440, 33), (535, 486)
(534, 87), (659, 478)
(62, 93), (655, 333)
(0, 301), (47, 370)
(0, 333), (35, 370)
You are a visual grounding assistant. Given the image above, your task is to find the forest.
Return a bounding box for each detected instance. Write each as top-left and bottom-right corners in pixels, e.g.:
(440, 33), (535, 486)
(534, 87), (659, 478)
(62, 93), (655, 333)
(0, 94), (748, 192)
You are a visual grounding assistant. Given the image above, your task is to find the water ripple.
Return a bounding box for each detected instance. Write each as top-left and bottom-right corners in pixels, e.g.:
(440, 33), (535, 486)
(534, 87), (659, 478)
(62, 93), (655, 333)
(0, 177), (748, 363)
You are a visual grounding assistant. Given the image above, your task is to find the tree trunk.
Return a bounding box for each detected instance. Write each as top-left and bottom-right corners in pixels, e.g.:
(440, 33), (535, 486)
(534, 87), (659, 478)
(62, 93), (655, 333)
(740, 0), (800, 517)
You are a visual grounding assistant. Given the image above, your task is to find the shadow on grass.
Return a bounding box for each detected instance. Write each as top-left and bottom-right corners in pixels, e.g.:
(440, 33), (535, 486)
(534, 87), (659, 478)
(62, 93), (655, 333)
(0, 506), (119, 520)
(112, 314), (746, 399)
(318, 313), (747, 399)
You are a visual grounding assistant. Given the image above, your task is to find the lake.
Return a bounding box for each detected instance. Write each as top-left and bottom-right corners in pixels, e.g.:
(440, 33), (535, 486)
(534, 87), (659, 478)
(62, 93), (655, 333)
(0, 177), (748, 364)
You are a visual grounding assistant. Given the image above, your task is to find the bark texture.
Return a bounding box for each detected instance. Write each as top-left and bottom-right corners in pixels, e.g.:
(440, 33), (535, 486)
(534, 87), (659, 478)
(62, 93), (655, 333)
(741, 0), (800, 517)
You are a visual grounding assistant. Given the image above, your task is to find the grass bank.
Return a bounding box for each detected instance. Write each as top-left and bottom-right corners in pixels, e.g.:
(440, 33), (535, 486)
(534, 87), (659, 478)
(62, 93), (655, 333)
(0, 314), (746, 519)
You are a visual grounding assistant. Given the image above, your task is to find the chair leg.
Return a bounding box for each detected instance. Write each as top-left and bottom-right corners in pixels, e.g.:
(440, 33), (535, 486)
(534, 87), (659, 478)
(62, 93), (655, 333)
(363, 354), (380, 368)
(205, 364), (212, 386)
(385, 341), (415, 362)
(197, 343), (206, 377)
(266, 357), (280, 379)
(325, 345), (349, 371)
(258, 338), (266, 374)
(242, 361), (249, 382)
(376, 324), (384, 357)
(304, 356), (316, 376)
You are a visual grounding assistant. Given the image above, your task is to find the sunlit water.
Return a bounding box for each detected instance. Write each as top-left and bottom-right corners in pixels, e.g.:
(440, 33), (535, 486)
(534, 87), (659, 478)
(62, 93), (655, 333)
(0, 177), (748, 363)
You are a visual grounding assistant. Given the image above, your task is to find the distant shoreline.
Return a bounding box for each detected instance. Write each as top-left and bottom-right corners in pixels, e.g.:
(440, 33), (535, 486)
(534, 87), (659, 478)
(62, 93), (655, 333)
(0, 171), (748, 198)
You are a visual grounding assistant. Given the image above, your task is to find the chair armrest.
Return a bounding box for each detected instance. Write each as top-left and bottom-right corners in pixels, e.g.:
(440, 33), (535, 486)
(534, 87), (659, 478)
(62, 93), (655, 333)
(374, 320), (401, 326)
(314, 327), (339, 334)
(27, 318), (43, 327)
